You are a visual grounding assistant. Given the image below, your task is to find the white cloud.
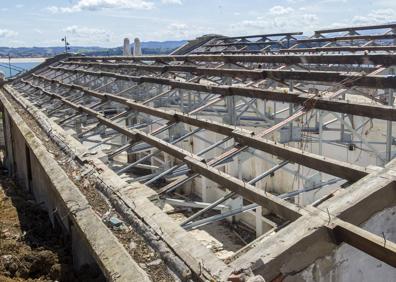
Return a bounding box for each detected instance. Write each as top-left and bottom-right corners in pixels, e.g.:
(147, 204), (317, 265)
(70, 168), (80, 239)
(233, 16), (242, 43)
(168, 23), (188, 29)
(0, 29), (18, 38)
(351, 9), (395, 25)
(63, 25), (113, 44)
(269, 5), (294, 16)
(161, 0), (182, 4)
(232, 8), (319, 35)
(153, 22), (214, 40)
(15, 4), (24, 8)
(47, 0), (154, 13)
(166, 23), (191, 38)
(321, 0), (348, 3)
(302, 14), (319, 22)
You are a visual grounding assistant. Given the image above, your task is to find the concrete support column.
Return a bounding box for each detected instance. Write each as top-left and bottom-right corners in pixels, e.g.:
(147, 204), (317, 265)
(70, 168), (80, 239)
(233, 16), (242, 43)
(288, 81), (294, 141)
(340, 93), (346, 141)
(386, 88), (394, 163)
(255, 99), (265, 118)
(385, 67), (395, 163)
(255, 206), (263, 237)
(187, 91), (192, 112)
(222, 65), (235, 125)
(168, 124), (183, 168)
(318, 110), (323, 181)
(178, 89), (184, 112)
(126, 112), (137, 163)
(201, 177), (209, 202)
(75, 118), (82, 135)
(225, 96), (236, 125)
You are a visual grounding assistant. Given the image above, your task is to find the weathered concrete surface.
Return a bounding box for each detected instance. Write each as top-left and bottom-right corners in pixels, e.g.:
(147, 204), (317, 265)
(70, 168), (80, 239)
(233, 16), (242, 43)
(223, 156), (396, 281)
(3, 84), (229, 280)
(0, 89), (151, 282)
(226, 214), (337, 281)
(5, 45), (396, 282)
(286, 206), (396, 282)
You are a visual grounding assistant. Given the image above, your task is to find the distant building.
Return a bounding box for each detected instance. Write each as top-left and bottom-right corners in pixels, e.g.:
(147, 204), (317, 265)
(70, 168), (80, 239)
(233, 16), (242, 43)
(123, 38), (131, 56)
(133, 38), (142, 56)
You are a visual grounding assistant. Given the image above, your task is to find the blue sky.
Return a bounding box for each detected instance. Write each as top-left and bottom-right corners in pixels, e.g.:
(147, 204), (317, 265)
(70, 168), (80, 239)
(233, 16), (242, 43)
(0, 0), (395, 47)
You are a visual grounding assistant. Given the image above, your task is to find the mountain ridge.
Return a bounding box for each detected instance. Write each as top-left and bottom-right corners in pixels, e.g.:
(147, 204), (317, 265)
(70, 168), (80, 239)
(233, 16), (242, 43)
(0, 40), (187, 58)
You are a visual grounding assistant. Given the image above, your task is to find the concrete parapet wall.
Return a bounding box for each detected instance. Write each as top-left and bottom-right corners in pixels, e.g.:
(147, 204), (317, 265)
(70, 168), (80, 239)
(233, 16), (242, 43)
(0, 89), (151, 282)
(2, 85), (228, 280)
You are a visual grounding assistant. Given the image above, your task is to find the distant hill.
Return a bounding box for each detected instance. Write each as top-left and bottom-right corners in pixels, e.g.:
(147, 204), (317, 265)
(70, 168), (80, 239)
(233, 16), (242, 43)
(0, 40), (187, 58)
(140, 40), (187, 49)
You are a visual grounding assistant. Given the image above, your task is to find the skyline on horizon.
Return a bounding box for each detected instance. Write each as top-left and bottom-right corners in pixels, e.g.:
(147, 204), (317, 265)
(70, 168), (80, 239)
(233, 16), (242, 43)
(0, 0), (395, 48)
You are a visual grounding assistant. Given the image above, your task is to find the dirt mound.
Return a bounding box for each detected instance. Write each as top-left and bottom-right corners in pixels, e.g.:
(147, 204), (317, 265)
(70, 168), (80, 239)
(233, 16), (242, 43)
(0, 175), (101, 281)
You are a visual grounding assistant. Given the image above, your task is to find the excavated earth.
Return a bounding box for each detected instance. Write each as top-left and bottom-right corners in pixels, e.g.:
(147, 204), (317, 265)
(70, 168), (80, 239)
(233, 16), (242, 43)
(0, 172), (102, 281)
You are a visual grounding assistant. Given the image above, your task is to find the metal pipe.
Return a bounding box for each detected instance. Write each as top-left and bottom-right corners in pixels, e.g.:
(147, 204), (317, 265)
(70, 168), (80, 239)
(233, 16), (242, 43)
(116, 128), (202, 175)
(183, 178), (342, 230)
(181, 160), (289, 227)
(144, 136), (232, 185)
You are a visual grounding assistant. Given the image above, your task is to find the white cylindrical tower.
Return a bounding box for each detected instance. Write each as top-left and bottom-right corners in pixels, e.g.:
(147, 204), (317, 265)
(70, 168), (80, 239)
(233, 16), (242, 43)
(123, 38), (131, 56)
(133, 37), (142, 56)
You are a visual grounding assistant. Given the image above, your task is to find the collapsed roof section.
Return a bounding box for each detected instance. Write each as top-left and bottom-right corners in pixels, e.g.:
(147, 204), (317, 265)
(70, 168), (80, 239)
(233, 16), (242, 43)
(3, 23), (396, 280)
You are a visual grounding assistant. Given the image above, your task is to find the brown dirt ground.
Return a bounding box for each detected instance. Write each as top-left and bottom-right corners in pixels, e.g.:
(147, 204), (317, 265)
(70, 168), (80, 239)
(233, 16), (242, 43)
(0, 173), (102, 281)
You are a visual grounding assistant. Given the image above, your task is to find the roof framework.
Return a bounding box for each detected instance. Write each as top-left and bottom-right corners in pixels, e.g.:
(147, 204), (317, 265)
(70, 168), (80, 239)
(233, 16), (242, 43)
(189, 23), (396, 55)
(3, 23), (396, 280)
